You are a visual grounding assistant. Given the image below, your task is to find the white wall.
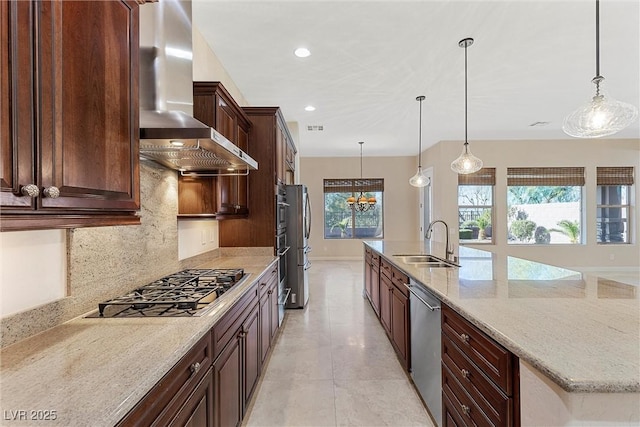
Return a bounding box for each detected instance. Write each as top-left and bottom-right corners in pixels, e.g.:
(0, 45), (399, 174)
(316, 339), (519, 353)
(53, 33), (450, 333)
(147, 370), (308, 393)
(424, 138), (640, 268)
(301, 156), (420, 259)
(178, 220), (219, 260)
(0, 230), (66, 317)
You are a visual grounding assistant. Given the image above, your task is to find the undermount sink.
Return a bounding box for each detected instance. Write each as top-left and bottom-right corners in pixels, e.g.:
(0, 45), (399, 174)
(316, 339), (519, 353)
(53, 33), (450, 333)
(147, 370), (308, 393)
(393, 254), (459, 268)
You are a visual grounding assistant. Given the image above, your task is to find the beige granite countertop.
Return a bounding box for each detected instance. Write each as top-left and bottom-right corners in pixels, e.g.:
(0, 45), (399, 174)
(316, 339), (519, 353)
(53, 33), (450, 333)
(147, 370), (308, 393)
(0, 255), (277, 426)
(365, 240), (640, 393)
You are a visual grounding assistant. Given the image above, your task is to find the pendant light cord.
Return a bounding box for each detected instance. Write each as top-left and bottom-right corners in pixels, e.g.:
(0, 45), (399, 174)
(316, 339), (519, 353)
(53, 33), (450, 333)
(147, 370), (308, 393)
(595, 0), (600, 78)
(464, 40), (469, 149)
(417, 96), (424, 168)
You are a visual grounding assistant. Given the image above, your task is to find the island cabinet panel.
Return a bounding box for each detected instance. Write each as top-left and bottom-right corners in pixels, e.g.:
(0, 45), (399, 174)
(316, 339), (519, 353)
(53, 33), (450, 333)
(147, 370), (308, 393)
(441, 304), (520, 427)
(117, 334), (213, 427)
(1, 0), (141, 231)
(375, 254), (410, 371)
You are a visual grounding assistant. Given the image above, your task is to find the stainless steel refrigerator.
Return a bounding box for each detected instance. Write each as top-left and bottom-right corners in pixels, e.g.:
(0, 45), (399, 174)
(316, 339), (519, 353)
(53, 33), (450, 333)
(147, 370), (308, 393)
(284, 184), (311, 308)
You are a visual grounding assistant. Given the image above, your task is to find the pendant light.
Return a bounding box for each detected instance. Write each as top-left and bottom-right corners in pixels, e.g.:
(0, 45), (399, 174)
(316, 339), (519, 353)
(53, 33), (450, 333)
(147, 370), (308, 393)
(346, 141), (376, 212)
(451, 37), (483, 175)
(409, 95), (430, 187)
(562, 0), (637, 138)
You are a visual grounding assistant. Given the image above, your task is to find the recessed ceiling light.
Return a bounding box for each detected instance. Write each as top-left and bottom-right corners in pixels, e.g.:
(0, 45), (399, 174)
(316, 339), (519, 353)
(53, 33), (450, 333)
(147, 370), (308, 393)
(304, 105), (316, 112)
(294, 47), (311, 58)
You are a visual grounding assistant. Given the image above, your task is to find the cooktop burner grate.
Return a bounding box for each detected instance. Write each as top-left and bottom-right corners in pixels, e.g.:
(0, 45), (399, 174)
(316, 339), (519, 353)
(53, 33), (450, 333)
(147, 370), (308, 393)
(94, 268), (245, 318)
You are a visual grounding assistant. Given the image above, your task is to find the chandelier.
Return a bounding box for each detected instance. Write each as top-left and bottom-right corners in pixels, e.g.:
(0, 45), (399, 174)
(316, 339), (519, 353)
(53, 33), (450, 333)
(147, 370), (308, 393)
(562, 0), (637, 138)
(451, 37), (483, 175)
(347, 141), (377, 212)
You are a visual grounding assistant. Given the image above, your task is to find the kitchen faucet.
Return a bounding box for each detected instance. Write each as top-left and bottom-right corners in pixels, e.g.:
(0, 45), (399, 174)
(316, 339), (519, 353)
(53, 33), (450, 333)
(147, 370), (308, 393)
(425, 220), (455, 262)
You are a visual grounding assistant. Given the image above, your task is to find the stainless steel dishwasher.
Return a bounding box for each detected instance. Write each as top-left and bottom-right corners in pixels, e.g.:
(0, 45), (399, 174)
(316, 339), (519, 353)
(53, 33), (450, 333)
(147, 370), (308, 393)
(407, 278), (442, 427)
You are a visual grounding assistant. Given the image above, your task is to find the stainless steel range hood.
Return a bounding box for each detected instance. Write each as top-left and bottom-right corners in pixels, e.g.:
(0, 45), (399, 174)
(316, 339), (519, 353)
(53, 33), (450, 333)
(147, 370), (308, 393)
(138, 0), (257, 173)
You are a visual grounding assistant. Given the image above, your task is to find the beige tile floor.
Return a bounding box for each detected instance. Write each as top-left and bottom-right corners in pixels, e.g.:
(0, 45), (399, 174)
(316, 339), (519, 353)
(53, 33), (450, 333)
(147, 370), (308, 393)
(243, 260), (435, 427)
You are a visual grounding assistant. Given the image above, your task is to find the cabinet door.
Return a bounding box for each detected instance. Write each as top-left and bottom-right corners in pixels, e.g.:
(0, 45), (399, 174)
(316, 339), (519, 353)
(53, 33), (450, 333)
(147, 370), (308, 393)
(213, 336), (242, 427)
(36, 0), (140, 211)
(269, 279), (279, 341)
(0, 0), (35, 209)
(391, 288), (409, 369)
(243, 304), (260, 411)
(169, 369), (214, 427)
(216, 97), (236, 142)
(235, 124), (249, 213)
(379, 275), (392, 335)
(178, 175), (216, 215)
(259, 292), (271, 364)
(371, 264), (380, 316)
(275, 127), (285, 185)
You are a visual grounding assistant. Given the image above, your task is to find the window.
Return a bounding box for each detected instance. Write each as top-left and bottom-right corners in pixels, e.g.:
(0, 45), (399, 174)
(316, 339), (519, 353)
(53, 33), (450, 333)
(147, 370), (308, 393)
(597, 167), (633, 244)
(458, 168), (495, 244)
(507, 167), (584, 244)
(323, 178), (384, 239)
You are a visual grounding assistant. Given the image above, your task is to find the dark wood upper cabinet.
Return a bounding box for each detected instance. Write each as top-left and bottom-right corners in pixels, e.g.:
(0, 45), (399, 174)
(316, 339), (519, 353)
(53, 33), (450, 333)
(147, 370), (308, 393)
(1, 0), (141, 231)
(182, 81), (251, 218)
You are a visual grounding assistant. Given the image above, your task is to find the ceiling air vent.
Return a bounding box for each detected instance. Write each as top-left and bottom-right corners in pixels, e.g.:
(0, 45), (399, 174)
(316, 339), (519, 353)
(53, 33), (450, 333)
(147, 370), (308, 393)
(307, 125), (324, 131)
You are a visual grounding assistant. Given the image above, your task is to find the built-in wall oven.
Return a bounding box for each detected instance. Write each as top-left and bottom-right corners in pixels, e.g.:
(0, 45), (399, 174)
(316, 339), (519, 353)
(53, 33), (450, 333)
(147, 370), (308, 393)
(275, 185), (290, 325)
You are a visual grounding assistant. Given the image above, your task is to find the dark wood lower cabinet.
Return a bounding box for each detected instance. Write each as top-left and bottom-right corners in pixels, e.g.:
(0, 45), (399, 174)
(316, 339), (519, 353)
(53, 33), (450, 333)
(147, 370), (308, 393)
(170, 368), (214, 427)
(119, 264), (282, 427)
(391, 288), (408, 369)
(379, 274), (392, 335)
(213, 334), (242, 427)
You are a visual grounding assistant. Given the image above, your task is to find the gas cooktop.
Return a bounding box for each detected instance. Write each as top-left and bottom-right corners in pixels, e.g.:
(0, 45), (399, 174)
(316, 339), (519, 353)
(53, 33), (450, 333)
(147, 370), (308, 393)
(91, 268), (246, 318)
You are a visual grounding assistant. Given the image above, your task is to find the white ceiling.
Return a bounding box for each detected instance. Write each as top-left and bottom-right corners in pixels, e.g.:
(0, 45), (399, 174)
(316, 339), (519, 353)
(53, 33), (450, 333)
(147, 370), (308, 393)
(193, 0), (640, 158)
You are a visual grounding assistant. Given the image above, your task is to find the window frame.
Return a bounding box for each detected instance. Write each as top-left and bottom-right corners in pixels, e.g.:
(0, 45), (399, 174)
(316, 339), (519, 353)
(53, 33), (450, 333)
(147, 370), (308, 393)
(596, 167), (634, 244)
(323, 178), (384, 240)
(457, 168), (495, 245)
(506, 167), (585, 245)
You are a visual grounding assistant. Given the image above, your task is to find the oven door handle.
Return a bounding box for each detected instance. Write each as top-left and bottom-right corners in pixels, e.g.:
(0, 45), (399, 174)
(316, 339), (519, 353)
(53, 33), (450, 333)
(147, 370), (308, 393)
(277, 246), (291, 256)
(277, 201), (290, 207)
(278, 288), (291, 306)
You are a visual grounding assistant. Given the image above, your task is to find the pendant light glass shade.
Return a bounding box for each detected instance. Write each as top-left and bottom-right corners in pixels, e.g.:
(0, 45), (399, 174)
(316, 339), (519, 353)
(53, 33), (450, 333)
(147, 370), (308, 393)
(563, 77), (638, 138)
(451, 142), (483, 174)
(451, 37), (482, 175)
(562, 0), (638, 138)
(410, 95), (429, 187)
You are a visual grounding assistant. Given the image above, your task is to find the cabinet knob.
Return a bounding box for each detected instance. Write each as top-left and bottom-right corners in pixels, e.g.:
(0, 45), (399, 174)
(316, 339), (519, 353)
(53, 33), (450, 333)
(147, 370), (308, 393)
(461, 404), (470, 416)
(460, 333), (470, 344)
(190, 362), (201, 375)
(43, 186), (60, 199)
(261, 282), (267, 287)
(461, 369), (470, 379)
(268, 289), (273, 295)
(20, 184), (40, 198)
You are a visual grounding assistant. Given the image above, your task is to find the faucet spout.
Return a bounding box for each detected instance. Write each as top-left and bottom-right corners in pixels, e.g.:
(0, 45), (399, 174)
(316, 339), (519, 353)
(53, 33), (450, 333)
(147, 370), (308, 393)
(425, 219), (454, 262)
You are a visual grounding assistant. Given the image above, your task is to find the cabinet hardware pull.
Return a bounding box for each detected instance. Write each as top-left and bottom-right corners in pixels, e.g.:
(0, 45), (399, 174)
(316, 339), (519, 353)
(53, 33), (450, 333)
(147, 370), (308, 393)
(261, 282), (267, 286)
(20, 184), (40, 198)
(43, 186), (60, 198)
(268, 290), (273, 295)
(460, 333), (470, 344)
(190, 362), (201, 375)
(461, 404), (470, 416)
(461, 369), (470, 379)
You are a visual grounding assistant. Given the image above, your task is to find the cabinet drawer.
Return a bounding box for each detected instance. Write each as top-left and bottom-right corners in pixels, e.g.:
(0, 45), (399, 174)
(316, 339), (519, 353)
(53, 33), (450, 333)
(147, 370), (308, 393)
(442, 334), (511, 426)
(257, 266), (278, 299)
(212, 283), (259, 359)
(442, 305), (513, 395)
(380, 258), (393, 280)
(442, 363), (494, 427)
(371, 253), (380, 267)
(391, 267), (409, 297)
(118, 334), (213, 426)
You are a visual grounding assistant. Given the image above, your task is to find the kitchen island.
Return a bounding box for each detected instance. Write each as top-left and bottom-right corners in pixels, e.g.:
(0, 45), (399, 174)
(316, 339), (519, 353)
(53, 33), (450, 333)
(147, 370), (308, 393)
(0, 254), (277, 426)
(365, 240), (640, 426)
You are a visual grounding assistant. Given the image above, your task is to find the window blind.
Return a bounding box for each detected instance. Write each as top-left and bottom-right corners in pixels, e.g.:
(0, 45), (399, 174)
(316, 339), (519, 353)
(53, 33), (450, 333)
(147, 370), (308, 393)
(458, 168), (496, 185)
(596, 167), (634, 185)
(323, 178), (384, 193)
(507, 167), (585, 186)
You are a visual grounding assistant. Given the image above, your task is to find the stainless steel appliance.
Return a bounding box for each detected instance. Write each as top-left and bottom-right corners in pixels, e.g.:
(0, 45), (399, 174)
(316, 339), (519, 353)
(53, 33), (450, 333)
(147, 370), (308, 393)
(285, 184), (311, 308)
(275, 184), (291, 324)
(407, 278), (442, 426)
(91, 269), (247, 318)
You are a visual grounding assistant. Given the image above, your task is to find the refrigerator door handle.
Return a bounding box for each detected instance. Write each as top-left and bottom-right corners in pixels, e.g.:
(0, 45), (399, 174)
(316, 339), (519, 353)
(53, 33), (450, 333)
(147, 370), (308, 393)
(304, 246), (312, 254)
(303, 260), (312, 270)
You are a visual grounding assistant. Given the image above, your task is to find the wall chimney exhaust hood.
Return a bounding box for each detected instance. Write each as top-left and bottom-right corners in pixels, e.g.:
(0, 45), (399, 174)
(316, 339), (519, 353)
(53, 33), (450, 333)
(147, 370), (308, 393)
(138, 0), (257, 173)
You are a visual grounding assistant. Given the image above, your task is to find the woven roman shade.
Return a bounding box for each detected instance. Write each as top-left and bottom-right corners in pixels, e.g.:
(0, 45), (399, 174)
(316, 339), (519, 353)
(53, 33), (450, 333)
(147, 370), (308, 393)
(596, 167), (634, 185)
(323, 178), (384, 193)
(458, 168), (496, 186)
(507, 167), (585, 186)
